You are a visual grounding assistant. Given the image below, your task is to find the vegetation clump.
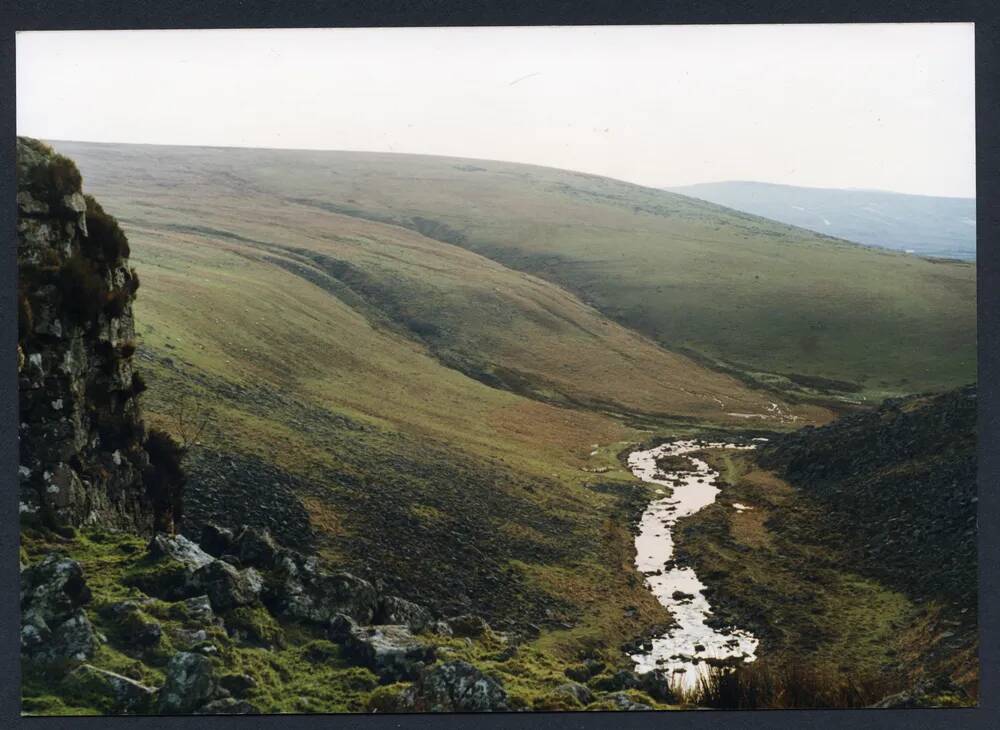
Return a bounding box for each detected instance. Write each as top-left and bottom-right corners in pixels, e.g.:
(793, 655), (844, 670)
(143, 429), (187, 534)
(83, 195), (131, 262)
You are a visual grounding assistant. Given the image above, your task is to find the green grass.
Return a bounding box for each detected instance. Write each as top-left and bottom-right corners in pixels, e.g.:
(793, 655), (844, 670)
(27, 140), (831, 654)
(54, 140), (974, 403)
(20, 528), (675, 715)
(670, 451), (975, 703)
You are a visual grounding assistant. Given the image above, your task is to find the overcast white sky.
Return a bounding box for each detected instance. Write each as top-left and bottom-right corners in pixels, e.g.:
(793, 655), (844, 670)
(17, 24), (975, 198)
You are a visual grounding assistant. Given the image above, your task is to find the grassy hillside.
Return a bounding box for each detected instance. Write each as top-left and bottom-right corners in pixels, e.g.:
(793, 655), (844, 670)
(672, 387), (978, 705)
(33, 140), (829, 672)
(55, 141), (975, 404)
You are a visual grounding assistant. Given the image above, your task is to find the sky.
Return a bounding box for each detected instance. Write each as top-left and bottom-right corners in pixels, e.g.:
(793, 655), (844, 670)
(16, 24), (976, 198)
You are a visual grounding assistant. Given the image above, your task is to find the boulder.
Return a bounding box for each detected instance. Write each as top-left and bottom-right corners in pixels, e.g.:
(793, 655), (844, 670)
(172, 594), (216, 625)
(554, 681), (594, 706)
(564, 658), (605, 683)
(199, 523), (235, 558)
(588, 669), (641, 692)
(343, 624), (436, 681)
(272, 552), (378, 624)
(148, 534), (214, 572)
(197, 697), (259, 715)
(443, 614), (489, 638)
(606, 691), (653, 711)
(38, 608), (100, 663)
(65, 664), (157, 713)
(404, 660), (509, 712)
(638, 669), (678, 703)
(101, 601), (162, 647)
(21, 555), (100, 664)
(219, 673), (258, 698)
(374, 595), (433, 633)
(157, 652), (221, 714)
(191, 560), (262, 612)
(234, 526), (279, 569)
(327, 613), (358, 643)
(21, 554), (92, 626)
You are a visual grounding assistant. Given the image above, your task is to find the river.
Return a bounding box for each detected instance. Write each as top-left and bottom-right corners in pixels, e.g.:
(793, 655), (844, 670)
(627, 438), (762, 689)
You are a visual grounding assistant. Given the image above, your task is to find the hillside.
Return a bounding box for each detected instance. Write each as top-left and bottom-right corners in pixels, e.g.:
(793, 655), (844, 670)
(669, 181), (976, 261)
(671, 386), (978, 705)
(758, 385), (977, 608)
(53, 141), (976, 405)
(19, 139), (834, 673)
(17, 138), (709, 715)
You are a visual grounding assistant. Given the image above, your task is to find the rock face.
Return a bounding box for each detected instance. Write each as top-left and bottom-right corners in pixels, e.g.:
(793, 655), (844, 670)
(16, 137), (176, 534)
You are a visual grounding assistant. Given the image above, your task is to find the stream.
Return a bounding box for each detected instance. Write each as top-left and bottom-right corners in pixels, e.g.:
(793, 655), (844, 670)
(627, 439), (763, 689)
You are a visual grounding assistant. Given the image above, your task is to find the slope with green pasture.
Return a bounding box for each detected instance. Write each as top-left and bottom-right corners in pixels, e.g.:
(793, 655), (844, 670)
(57, 141), (974, 402)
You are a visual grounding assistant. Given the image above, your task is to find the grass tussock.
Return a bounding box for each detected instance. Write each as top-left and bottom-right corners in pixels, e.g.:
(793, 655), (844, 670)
(689, 661), (900, 709)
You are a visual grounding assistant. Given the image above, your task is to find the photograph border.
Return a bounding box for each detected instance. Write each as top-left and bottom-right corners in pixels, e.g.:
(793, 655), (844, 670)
(2, 1), (997, 728)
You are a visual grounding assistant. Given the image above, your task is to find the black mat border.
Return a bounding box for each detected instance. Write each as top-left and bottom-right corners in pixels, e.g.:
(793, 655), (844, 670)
(1, 1), (997, 728)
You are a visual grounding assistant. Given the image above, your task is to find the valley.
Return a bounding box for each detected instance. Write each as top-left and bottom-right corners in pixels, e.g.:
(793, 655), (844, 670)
(18, 139), (978, 713)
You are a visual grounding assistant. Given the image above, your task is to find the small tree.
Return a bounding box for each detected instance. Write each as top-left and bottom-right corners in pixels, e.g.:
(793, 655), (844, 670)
(144, 396), (212, 534)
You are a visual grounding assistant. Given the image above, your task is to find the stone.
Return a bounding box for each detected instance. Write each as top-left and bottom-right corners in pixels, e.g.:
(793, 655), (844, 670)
(21, 554), (92, 626)
(588, 669), (641, 692)
(191, 560), (263, 612)
(327, 613), (358, 643)
(606, 691), (652, 711)
(199, 523), (235, 558)
(272, 552), (378, 624)
(65, 664), (157, 713)
(234, 526), (279, 569)
(219, 673), (257, 697)
(157, 652), (220, 714)
(173, 594), (216, 624)
(148, 534), (214, 572)
(374, 595), (433, 632)
(197, 697), (259, 715)
(443, 613), (489, 638)
(638, 669), (679, 703)
(344, 624), (436, 681)
(39, 608), (100, 663)
(554, 681), (594, 706)
(403, 660), (509, 712)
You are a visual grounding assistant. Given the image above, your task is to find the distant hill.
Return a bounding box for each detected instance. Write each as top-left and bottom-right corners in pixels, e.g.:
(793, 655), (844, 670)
(667, 181), (976, 261)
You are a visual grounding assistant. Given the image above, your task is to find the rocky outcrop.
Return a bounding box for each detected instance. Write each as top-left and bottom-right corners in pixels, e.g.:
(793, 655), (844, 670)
(342, 623), (437, 681)
(21, 554), (99, 664)
(157, 652), (224, 714)
(402, 661), (510, 712)
(17, 137), (179, 534)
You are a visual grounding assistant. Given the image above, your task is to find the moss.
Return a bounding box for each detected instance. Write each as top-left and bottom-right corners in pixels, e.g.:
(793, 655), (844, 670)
(225, 605), (286, 648)
(531, 691), (582, 711)
(365, 683), (411, 713)
(120, 556), (189, 600)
